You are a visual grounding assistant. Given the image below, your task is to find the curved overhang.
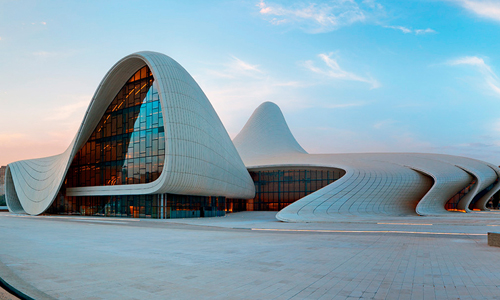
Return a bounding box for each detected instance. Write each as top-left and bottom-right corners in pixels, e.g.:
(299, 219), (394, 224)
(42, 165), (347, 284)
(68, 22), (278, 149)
(6, 51), (255, 215)
(428, 155), (497, 211)
(473, 165), (500, 210)
(275, 157), (434, 222)
(234, 102), (500, 222)
(454, 167), (481, 212)
(246, 163), (346, 173)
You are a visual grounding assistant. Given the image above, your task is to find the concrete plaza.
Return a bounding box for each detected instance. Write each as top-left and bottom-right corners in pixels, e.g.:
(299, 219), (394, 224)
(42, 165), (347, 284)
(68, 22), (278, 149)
(1, 211), (500, 299)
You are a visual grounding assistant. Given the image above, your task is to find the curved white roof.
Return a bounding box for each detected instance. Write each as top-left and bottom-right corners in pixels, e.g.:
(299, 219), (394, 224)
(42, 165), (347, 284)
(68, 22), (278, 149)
(5, 53), (500, 221)
(233, 101), (307, 162)
(233, 102), (500, 222)
(5, 51), (255, 215)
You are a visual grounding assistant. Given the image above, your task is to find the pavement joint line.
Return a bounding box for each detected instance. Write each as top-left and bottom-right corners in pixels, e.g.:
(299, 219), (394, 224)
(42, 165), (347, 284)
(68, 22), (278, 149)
(250, 228), (487, 236)
(377, 223), (433, 225)
(1, 211), (500, 299)
(69, 219), (130, 224)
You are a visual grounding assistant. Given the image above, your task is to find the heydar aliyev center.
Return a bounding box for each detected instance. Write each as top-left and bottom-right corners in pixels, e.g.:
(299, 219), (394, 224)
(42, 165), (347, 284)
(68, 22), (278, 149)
(5, 51), (500, 222)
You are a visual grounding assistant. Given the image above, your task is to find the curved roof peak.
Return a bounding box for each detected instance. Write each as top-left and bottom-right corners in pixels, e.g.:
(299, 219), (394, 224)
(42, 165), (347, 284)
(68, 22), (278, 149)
(233, 102), (307, 162)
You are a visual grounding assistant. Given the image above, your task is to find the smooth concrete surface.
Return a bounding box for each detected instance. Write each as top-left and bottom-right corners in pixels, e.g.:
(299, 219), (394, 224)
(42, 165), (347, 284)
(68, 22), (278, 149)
(2, 211), (500, 299)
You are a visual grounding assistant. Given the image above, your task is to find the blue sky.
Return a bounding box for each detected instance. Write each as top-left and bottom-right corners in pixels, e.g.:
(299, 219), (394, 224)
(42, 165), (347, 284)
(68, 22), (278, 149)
(1, 0), (500, 165)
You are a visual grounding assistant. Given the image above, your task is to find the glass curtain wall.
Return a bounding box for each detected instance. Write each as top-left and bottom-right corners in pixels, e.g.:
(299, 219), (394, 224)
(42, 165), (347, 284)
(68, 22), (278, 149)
(445, 179), (476, 211)
(227, 168), (346, 212)
(47, 66), (229, 219)
(47, 194), (226, 218)
(469, 178), (499, 210)
(65, 65), (165, 188)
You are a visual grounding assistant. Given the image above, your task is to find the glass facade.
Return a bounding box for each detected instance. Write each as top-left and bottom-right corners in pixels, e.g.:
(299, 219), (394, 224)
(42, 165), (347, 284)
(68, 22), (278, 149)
(469, 179), (498, 210)
(490, 190), (500, 209)
(47, 67), (347, 218)
(46, 66), (230, 219)
(228, 168), (345, 211)
(47, 194), (226, 218)
(445, 179), (476, 211)
(65, 66), (165, 187)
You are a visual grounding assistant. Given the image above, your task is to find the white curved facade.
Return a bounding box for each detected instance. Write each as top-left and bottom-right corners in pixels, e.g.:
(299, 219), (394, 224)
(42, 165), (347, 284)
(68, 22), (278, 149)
(233, 101), (307, 160)
(5, 51), (255, 215)
(4, 52), (500, 221)
(232, 102), (500, 222)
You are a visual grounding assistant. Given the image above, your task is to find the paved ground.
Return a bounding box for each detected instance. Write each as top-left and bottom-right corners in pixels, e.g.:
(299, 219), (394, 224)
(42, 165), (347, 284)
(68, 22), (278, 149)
(1, 211), (500, 299)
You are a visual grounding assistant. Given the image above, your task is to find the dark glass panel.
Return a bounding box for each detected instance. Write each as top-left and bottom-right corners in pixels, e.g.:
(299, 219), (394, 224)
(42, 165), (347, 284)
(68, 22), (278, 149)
(66, 66), (164, 187)
(445, 179), (477, 211)
(240, 168), (346, 211)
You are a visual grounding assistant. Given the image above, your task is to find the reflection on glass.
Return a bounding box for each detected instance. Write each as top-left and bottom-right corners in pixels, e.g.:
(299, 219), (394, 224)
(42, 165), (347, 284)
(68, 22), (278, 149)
(47, 194), (227, 219)
(238, 168), (346, 211)
(66, 66), (164, 187)
(445, 179), (476, 211)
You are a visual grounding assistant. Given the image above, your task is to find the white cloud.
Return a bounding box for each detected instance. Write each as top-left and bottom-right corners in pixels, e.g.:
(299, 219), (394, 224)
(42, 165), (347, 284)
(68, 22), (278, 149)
(44, 99), (89, 121)
(303, 52), (380, 88)
(488, 81), (500, 94)
(415, 28), (436, 35)
(448, 56), (486, 67)
(256, 1), (437, 35)
(257, 0), (383, 33)
(32, 51), (60, 57)
(198, 56), (312, 136)
(206, 56), (263, 79)
(385, 25), (412, 33)
(230, 56), (263, 74)
(272, 81), (309, 87)
(449, 0), (500, 22)
(385, 25), (437, 35)
(323, 102), (368, 109)
(0, 133), (27, 143)
(447, 56), (500, 96)
(373, 119), (397, 129)
(362, 0), (384, 10)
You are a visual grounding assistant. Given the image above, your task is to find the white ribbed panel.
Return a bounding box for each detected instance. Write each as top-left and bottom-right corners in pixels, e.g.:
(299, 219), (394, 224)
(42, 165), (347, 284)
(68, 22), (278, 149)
(474, 165), (500, 210)
(235, 102), (500, 222)
(6, 52), (255, 215)
(256, 154), (434, 222)
(425, 154), (498, 211)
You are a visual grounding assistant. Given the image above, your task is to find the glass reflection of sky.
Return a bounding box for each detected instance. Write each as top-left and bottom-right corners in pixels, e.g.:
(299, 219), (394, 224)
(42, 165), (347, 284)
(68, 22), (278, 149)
(66, 66), (165, 187)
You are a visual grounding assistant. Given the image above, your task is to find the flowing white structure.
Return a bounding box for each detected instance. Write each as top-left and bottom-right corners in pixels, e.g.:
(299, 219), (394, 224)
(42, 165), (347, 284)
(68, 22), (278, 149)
(5, 51), (255, 216)
(4, 52), (500, 222)
(233, 102), (500, 222)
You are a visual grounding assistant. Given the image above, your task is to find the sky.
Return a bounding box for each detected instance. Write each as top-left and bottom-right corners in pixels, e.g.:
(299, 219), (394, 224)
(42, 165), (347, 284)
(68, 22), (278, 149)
(1, 0), (500, 166)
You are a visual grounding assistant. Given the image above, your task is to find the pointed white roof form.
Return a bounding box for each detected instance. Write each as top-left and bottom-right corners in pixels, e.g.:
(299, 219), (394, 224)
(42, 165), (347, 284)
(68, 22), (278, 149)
(4, 53), (500, 221)
(233, 102), (500, 222)
(233, 102), (307, 163)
